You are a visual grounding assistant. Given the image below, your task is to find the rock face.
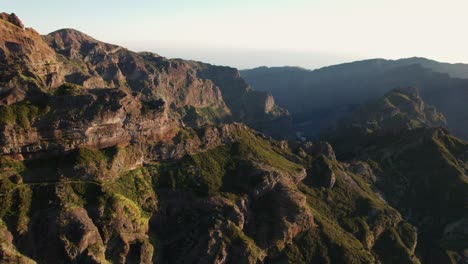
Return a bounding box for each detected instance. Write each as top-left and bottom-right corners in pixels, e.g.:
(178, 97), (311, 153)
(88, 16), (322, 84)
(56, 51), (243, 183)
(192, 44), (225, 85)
(304, 155), (336, 188)
(0, 13), (24, 29)
(0, 119), (424, 263)
(57, 208), (107, 263)
(0, 220), (36, 264)
(0, 13), (58, 104)
(328, 92), (468, 263)
(0, 13), (291, 157)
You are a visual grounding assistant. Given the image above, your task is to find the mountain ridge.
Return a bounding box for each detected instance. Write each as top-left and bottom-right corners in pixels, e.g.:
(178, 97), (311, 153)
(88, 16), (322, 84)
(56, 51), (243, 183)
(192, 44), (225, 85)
(0, 12), (291, 159)
(243, 57), (468, 78)
(241, 58), (468, 140)
(0, 12), (466, 264)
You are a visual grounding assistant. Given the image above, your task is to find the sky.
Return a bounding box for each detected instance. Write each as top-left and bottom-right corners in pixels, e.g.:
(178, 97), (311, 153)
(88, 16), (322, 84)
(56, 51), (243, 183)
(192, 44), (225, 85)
(2, 0), (468, 69)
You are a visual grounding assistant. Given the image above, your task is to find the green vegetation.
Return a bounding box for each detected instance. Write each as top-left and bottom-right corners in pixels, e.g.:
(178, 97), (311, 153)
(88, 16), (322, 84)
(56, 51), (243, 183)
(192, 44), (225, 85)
(107, 167), (156, 217)
(154, 127), (302, 196)
(277, 217), (374, 264)
(0, 96), (458, 263)
(232, 128), (302, 173)
(173, 128), (197, 144)
(53, 83), (83, 96)
(330, 124), (467, 262)
(0, 156), (32, 235)
(223, 223), (264, 261)
(76, 147), (109, 166)
(195, 106), (230, 123)
(397, 222), (418, 251)
(152, 145), (233, 196)
(178, 105), (231, 126)
(0, 156), (25, 174)
(373, 228), (417, 264)
(276, 149), (422, 264)
(18, 73), (37, 84)
(189, 145), (231, 196)
(0, 101), (50, 129)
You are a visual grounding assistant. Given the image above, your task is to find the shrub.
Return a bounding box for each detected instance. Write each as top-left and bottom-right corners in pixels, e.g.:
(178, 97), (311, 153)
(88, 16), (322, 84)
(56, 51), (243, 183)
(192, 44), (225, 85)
(0, 101), (49, 129)
(54, 83), (81, 96)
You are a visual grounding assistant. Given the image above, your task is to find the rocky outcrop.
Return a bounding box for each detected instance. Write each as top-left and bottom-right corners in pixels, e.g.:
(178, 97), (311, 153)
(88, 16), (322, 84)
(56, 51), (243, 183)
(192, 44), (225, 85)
(304, 155), (336, 188)
(246, 168), (315, 255)
(153, 150), (313, 263)
(330, 123), (468, 263)
(148, 123), (269, 161)
(347, 161), (377, 184)
(334, 86), (447, 136)
(0, 14), (59, 104)
(0, 88), (176, 157)
(297, 141), (337, 160)
(57, 208), (107, 263)
(0, 13), (24, 29)
(0, 220), (36, 264)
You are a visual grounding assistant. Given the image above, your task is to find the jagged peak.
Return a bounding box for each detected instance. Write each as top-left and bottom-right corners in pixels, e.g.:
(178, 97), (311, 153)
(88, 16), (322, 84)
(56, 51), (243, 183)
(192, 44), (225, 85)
(0, 12), (24, 29)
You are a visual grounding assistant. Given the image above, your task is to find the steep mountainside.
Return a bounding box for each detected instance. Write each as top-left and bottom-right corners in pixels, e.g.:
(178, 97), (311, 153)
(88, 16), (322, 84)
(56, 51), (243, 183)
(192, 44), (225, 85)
(241, 59), (468, 139)
(326, 90), (468, 264)
(0, 12), (289, 159)
(329, 87), (446, 137)
(0, 121), (424, 263)
(330, 127), (468, 264)
(0, 12), (466, 264)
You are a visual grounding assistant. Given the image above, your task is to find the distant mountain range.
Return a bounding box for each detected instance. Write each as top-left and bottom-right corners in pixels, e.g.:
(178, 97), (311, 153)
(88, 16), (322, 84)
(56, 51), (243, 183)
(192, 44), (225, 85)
(241, 57), (468, 139)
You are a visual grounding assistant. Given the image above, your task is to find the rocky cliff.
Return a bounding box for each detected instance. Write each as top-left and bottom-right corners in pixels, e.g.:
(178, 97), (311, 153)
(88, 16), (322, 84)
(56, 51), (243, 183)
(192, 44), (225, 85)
(0, 13), (290, 159)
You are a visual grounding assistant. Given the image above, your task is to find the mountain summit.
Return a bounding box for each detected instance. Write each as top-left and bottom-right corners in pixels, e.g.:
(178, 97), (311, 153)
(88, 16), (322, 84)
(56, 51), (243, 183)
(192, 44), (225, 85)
(334, 87), (447, 135)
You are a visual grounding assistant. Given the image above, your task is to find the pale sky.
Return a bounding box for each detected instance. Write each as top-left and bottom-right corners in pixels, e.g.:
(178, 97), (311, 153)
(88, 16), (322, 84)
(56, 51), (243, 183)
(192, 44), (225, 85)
(3, 0), (468, 69)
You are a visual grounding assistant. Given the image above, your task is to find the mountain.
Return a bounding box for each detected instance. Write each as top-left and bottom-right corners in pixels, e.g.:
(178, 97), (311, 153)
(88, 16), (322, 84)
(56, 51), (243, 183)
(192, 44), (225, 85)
(0, 12), (291, 160)
(0, 12), (466, 264)
(329, 87), (446, 137)
(325, 89), (468, 263)
(328, 126), (468, 264)
(0, 120), (426, 263)
(241, 58), (468, 140)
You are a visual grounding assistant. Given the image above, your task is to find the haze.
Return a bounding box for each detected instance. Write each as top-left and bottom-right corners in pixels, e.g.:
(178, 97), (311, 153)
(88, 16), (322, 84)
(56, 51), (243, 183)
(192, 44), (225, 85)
(3, 0), (468, 69)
